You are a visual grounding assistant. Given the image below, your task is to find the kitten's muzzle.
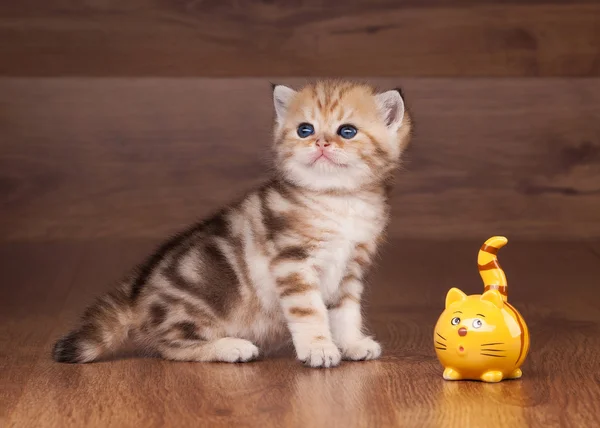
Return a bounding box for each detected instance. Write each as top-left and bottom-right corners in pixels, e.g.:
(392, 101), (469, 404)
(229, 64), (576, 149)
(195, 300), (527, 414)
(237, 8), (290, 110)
(458, 327), (468, 337)
(315, 138), (331, 148)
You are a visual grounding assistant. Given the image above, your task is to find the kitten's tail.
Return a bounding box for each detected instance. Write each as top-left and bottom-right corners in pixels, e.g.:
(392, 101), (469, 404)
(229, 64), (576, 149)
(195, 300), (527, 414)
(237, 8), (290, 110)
(478, 236), (508, 301)
(52, 283), (134, 363)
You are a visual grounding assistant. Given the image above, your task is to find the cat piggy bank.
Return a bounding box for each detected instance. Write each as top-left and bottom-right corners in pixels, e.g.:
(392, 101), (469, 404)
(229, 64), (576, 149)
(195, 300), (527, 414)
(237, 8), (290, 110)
(433, 236), (530, 382)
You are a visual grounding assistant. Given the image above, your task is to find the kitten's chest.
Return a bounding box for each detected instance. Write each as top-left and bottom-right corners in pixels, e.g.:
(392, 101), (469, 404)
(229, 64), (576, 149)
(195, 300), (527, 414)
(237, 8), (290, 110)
(318, 195), (385, 241)
(312, 196), (386, 299)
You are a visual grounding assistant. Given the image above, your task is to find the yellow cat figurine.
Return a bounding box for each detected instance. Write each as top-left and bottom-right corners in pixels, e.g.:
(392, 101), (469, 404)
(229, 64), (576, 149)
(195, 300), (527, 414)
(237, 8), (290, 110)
(433, 236), (530, 382)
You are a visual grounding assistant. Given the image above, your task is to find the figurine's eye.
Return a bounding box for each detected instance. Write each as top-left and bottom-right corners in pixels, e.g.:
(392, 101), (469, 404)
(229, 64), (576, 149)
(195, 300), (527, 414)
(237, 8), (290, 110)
(472, 319), (483, 329)
(451, 317), (460, 326)
(297, 123), (315, 138)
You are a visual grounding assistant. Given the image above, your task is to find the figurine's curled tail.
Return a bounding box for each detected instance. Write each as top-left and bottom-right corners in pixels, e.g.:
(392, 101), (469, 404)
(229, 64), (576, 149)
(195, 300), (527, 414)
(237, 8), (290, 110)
(477, 236), (508, 300)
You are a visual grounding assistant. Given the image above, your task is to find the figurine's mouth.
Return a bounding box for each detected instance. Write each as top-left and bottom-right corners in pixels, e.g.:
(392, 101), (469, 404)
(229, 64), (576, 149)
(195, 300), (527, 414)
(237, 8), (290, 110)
(456, 344), (467, 356)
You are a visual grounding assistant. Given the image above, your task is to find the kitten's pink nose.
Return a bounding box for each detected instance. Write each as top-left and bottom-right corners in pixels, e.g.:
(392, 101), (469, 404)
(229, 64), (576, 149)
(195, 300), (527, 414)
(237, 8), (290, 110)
(458, 327), (467, 337)
(315, 139), (331, 148)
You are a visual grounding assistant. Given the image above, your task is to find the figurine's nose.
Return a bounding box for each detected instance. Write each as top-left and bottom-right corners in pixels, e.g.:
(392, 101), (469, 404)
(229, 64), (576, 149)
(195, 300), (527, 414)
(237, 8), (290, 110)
(458, 327), (468, 337)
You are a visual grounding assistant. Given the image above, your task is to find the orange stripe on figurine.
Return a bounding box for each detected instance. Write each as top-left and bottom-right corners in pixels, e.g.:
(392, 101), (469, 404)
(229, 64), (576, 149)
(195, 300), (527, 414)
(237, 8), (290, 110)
(433, 236), (530, 382)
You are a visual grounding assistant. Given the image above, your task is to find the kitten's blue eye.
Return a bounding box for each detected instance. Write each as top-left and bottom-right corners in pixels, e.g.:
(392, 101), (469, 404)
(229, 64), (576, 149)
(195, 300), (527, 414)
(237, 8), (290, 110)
(338, 124), (358, 139)
(472, 319), (483, 329)
(451, 317), (460, 326)
(297, 123), (314, 138)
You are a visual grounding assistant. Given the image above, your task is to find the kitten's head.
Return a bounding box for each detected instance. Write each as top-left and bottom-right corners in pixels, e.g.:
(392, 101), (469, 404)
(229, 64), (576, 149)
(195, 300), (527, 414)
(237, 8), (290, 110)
(272, 81), (412, 192)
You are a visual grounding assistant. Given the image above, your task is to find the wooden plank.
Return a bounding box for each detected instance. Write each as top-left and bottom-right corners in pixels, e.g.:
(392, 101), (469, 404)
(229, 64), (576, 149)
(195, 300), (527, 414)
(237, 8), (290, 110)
(0, 240), (154, 425)
(586, 241), (600, 261)
(0, 242), (82, 423)
(1, 77), (599, 240)
(0, 2), (599, 77)
(2, 240), (600, 426)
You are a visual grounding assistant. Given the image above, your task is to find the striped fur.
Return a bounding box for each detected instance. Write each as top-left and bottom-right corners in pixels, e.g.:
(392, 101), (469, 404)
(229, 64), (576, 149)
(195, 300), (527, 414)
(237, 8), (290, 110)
(52, 80), (412, 368)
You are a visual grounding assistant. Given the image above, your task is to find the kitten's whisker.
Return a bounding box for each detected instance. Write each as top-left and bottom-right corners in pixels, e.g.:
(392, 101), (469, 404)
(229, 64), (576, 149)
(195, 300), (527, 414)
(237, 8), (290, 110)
(436, 332), (447, 341)
(480, 353), (506, 358)
(480, 348), (506, 352)
(481, 342), (504, 346)
(435, 347), (446, 351)
(435, 341), (446, 347)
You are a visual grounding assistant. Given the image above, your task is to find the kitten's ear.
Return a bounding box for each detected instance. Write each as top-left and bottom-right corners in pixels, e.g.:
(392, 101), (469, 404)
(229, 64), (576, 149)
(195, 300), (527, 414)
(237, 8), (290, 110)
(375, 89), (405, 129)
(480, 290), (504, 308)
(273, 84), (296, 123)
(445, 288), (467, 309)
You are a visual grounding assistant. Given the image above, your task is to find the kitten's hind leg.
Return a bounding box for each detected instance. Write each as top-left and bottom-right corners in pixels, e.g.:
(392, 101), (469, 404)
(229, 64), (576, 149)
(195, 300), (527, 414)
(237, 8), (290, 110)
(158, 337), (259, 363)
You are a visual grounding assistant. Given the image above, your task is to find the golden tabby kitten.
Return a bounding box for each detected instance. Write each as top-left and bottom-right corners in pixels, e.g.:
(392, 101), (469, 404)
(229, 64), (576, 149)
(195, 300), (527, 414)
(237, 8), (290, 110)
(53, 80), (412, 368)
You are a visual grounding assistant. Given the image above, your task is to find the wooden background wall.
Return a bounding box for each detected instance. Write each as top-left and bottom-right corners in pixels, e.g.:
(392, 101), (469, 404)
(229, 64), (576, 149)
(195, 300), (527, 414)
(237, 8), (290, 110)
(1, 1), (599, 241)
(1, 1), (599, 77)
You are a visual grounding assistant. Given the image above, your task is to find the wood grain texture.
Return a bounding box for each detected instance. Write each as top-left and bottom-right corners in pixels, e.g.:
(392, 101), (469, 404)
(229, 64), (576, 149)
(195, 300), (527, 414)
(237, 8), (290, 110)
(0, 1), (599, 77)
(1, 240), (599, 427)
(1, 78), (599, 241)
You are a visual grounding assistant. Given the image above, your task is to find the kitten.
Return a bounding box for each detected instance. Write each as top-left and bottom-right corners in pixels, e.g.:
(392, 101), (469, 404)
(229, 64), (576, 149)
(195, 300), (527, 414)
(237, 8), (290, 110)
(52, 80), (412, 368)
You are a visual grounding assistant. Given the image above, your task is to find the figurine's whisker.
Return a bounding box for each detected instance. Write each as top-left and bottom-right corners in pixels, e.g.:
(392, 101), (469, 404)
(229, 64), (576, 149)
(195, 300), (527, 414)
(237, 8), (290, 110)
(435, 347), (446, 350)
(480, 353), (506, 358)
(480, 348), (506, 352)
(435, 341), (446, 347)
(436, 332), (447, 341)
(480, 342), (504, 346)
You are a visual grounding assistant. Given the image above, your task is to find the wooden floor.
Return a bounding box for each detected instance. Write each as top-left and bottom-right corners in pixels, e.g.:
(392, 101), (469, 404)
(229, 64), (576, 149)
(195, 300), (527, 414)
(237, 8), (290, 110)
(1, 239), (599, 427)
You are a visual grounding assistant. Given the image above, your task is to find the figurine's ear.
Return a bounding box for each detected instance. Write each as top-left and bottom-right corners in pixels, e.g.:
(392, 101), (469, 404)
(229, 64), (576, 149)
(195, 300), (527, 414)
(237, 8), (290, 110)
(445, 288), (467, 309)
(480, 290), (504, 308)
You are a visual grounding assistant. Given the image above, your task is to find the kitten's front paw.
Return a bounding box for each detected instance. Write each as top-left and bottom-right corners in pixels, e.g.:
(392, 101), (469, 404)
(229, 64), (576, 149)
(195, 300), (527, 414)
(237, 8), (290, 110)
(297, 341), (341, 368)
(342, 337), (382, 361)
